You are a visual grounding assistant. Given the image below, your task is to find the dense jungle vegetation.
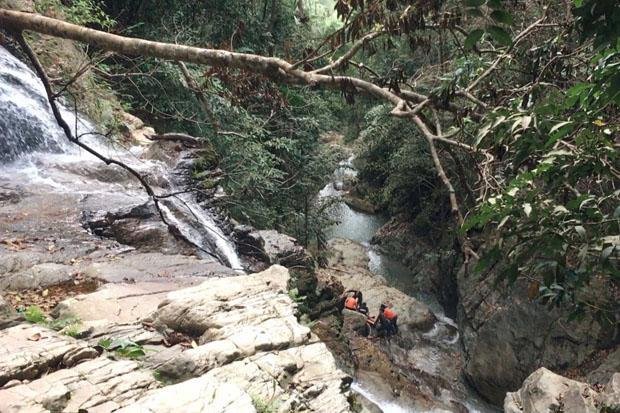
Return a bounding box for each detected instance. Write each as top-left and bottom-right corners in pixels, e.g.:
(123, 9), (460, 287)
(9, 0), (619, 325)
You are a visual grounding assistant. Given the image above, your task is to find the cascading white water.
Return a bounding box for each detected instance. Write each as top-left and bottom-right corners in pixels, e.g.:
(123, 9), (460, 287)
(0, 46), (243, 271)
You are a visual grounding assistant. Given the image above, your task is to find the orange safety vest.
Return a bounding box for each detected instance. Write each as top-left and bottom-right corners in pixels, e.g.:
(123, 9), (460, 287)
(344, 296), (358, 310)
(384, 307), (397, 320)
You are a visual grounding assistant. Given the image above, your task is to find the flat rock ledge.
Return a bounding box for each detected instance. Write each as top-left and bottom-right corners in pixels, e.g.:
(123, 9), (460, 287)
(0, 265), (356, 413)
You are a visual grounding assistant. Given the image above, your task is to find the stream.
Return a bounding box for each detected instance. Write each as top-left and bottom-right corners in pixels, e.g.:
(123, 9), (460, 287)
(319, 156), (495, 413)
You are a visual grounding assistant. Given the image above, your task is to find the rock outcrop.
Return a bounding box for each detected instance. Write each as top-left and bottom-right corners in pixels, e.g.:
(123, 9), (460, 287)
(370, 217), (619, 407)
(233, 226), (315, 271)
(504, 368), (620, 413)
(0, 266), (357, 413)
(0, 324), (99, 386)
(457, 260), (617, 405)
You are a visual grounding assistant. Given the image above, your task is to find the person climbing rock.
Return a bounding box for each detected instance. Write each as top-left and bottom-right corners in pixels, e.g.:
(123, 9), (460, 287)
(344, 292), (359, 311)
(378, 303), (398, 337)
(341, 290), (369, 314)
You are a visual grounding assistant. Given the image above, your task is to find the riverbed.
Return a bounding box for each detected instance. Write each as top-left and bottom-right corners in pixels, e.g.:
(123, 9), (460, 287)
(319, 155), (496, 413)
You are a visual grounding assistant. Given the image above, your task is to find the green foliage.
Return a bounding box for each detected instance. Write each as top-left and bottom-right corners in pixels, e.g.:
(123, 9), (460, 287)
(251, 395), (279, 413)
(48, 316), (81, 332)
(20, 306), (83, 336)
(22, 306), (46, 324)
(36, 0), (115, 28)
(100, 1), (341, 245)
(98, 338), (146, 359)
(573, 0), (620, 48)
(465, 14), (620, 322)
(355, 105), (463, 240)
(61, 323), (83, 338)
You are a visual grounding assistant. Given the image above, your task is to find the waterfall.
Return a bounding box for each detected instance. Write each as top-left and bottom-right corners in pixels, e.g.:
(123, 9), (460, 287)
(0, 45), (243, 271)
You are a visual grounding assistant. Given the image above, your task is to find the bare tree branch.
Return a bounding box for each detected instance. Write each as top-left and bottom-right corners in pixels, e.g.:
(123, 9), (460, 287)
(312, 31), (384, 74)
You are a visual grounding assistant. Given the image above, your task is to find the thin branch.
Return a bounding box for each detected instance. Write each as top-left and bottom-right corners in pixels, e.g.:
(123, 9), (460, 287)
(176, 61), (219, 132)
(14, 31), (224, 264)
(312, 31), (384, 74)
(466, 13), (549, 93)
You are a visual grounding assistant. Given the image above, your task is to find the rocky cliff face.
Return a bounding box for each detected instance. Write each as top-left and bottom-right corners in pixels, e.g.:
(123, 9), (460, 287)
(457, 261), (618, 405)
(0, 266), (357, 413)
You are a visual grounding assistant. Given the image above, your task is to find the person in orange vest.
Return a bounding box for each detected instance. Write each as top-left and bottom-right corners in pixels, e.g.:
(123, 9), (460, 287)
(342, 290), (369, 315)
(378, 303), (398, 336)
(344, 293), (359, 311)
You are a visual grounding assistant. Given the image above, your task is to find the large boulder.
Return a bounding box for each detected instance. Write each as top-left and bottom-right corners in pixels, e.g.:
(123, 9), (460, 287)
(257, 230), (314, 268)
(81, 204), (194, 255)
(233, 226), (315, 271)
(504, 368), (600, 413)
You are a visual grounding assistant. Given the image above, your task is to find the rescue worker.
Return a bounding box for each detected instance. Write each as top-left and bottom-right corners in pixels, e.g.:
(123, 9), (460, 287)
(344, 292), (359, 311)
(341, 289), (369, 315)
(378, 303), (398, 336)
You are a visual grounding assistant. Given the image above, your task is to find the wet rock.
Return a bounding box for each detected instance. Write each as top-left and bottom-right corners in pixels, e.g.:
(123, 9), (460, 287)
(233, 224), (268, 261)
(120, 112), (156, 146)
(343, 194), (379, 214)
(343, 309), (368, 336)
(370, 216), (458, 317)
(320, 238), (479, 412)
(326, 238), (436, 331)
(0, 357), (159, 412)
(0, 188), (23, 205)
(352, 392), (383, 413)
(82, 204), (194, 255)
(0, 324), (99, 386)
(504, 367), (598, 413)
